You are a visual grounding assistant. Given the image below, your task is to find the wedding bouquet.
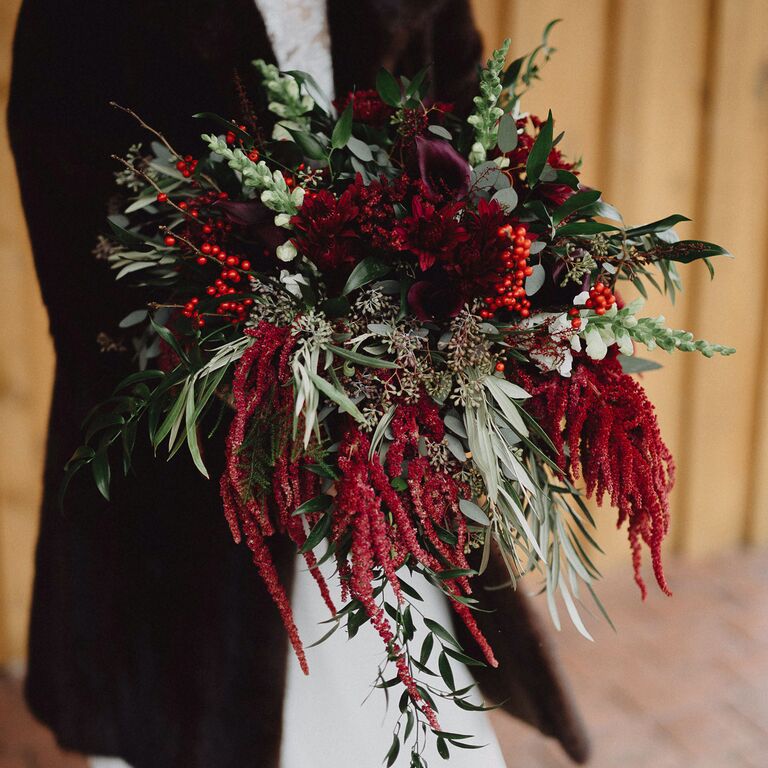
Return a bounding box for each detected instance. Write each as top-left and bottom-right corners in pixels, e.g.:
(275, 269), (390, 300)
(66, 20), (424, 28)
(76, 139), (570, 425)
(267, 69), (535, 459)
(67, 25), (733, 765)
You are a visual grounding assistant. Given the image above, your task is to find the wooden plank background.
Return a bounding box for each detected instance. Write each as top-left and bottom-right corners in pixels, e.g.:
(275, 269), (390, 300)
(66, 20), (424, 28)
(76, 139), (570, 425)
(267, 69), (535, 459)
(1, 0), (766, 664)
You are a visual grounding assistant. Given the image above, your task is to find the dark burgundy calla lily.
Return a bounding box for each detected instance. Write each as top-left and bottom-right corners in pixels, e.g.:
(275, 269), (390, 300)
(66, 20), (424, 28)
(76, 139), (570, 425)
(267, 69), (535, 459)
(416, 136), (471, 200)
(408, 270), (465, 322)
(214, 199), (285, 251)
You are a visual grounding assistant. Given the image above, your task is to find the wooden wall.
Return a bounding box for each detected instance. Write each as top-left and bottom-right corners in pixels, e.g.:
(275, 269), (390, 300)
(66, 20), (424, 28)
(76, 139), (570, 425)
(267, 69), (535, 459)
(0, 0), (766, 663)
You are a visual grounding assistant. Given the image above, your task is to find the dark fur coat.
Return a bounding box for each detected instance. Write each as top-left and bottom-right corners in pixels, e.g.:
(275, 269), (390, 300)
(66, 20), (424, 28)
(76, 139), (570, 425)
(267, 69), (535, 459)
(8, 1), (589, 765)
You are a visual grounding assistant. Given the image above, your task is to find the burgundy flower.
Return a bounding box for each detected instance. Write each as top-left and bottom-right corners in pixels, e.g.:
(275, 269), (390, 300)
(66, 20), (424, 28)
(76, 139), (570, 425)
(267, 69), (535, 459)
(445, 198), (509, 298)
(393, 196), (468, 271)
(407, 271), (465, 321)
(416, 137), (471, 200)
(290, 188), (360, 272)
(334, 89), (394, 127)
(214, 199), (284, 251)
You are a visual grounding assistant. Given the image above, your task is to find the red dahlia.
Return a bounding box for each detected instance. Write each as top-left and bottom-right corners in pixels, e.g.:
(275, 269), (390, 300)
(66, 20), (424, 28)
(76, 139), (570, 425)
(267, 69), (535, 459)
(393, 196), (468, 271)
(290, 187), (360, 272)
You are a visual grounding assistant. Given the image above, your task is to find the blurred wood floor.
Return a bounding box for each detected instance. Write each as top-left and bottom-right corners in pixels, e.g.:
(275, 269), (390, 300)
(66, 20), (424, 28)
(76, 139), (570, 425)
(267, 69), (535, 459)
(0, 551), (766, 768)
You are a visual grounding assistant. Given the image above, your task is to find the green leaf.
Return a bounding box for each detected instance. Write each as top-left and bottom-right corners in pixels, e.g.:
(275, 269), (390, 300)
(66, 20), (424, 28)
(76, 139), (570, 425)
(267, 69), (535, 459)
(438, 651), (455, 690)
(458, 498), (490, 525)
(91, 447), (111, 500)
(490, 186), (519, 213)
(435, 567), (477, 581)
(617, 354), (663, 374)
(107, 216), (150, 249)
(660, 239), (732, 263)
(292, 494), (333, 516)
(307, 370), (365, 423)
(326, 344), (398, 369)
(526, 110), (553, 186)
(552, 189), (602, 225)
(119, 309), (148, 328)
(625, 214), (691, 238)
(299, 513), (332, 553)
(405, 66), (429, 99)
(385, 734), (400, 768)
(331, 103), (353, 150)
(420, 632), (435, 665)
(557, 221), (618, 236)
(390, 476), (408, 492)
(497, 113), (518, 153)
(346, 136), (373, 162)
(424, 618), (462, 650)
(150, 317), (190, 367)
(285, 128), (327, 160)
(318, 296), (351, 317)
(341, 256), (391, 295)
(376, 68), (402, 107)
(436, 736), (450, 760)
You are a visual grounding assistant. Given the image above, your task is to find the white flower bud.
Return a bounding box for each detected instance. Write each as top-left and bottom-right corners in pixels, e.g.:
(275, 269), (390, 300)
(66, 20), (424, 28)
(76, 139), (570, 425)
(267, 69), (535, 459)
(276, 241), (297, 262)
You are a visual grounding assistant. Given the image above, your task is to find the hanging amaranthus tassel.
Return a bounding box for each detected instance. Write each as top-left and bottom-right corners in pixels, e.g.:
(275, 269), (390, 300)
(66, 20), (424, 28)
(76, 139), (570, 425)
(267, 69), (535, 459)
(221, 321), (336, 675)
(334, 396), (499, 730)
(516, 355), (675, 598)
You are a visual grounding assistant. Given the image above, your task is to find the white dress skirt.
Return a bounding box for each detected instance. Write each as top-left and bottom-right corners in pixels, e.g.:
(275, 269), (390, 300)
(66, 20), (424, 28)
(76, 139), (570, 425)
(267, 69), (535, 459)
(91, 2), (507, 766)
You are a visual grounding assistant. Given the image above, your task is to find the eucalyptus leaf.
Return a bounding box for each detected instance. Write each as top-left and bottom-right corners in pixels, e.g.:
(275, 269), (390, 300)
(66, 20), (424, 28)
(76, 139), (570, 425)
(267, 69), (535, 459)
(497, 113), (518, 153)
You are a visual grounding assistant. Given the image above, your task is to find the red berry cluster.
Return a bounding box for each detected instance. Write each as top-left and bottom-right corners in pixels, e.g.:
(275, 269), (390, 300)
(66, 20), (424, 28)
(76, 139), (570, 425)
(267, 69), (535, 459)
(567, 307), (582, 329)
(157, 189), (255, 328)
(585, 281), (615, 315)
(481, 224), (533, 319)
(225, 124), (248, 146)
(175, 155), (198, 178)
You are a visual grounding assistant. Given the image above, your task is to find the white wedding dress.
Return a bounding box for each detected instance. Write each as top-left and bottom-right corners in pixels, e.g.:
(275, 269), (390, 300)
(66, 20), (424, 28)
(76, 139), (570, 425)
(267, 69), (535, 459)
(91, 2), (507, 766)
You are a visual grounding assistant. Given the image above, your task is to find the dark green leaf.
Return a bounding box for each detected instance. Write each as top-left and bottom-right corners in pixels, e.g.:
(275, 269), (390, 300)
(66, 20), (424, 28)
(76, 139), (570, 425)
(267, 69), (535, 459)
(376, 68), (402, 107)
(107, 216), (150, 249)
(526, 110), (553, 186)
(318, 296), (351, 317)
(285, 128), (327, 160)
(299, 513), (331, 553)
(557, 221), (619, 236)
(292, 494), (333, 516)
(390, 477), (408, 492)
(420, 632), (435, 665)
(341, 256), (391, 295)
(91, 447), (111, 500)
(385, 734), (400, 767)
(327, 344), (398, 370)
(424, 618), (461, 650)
(625, 214), (691, 238)
(552, 189), (602, 225)
(438, 651), (455, 690)
(659, 239), (732, 263)
(331, 103), (353, 150)
(436, 736), (450, 760)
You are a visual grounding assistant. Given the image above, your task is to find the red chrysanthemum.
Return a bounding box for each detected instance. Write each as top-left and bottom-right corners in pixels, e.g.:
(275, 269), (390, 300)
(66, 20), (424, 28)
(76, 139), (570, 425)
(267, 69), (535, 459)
(290, 187), (360, 272)
(392, 196), (468, 271)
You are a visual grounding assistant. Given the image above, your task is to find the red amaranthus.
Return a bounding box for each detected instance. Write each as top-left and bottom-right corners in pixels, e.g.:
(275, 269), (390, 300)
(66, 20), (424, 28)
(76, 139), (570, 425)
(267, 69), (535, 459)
(223, 337), (498, 723)
(221, 322), (336, 674)
(516, 355), (675, 598)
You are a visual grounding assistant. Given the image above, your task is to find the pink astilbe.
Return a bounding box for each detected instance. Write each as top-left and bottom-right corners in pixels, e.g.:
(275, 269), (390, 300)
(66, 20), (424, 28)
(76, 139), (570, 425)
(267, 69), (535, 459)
(516, 355), (675, 598)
